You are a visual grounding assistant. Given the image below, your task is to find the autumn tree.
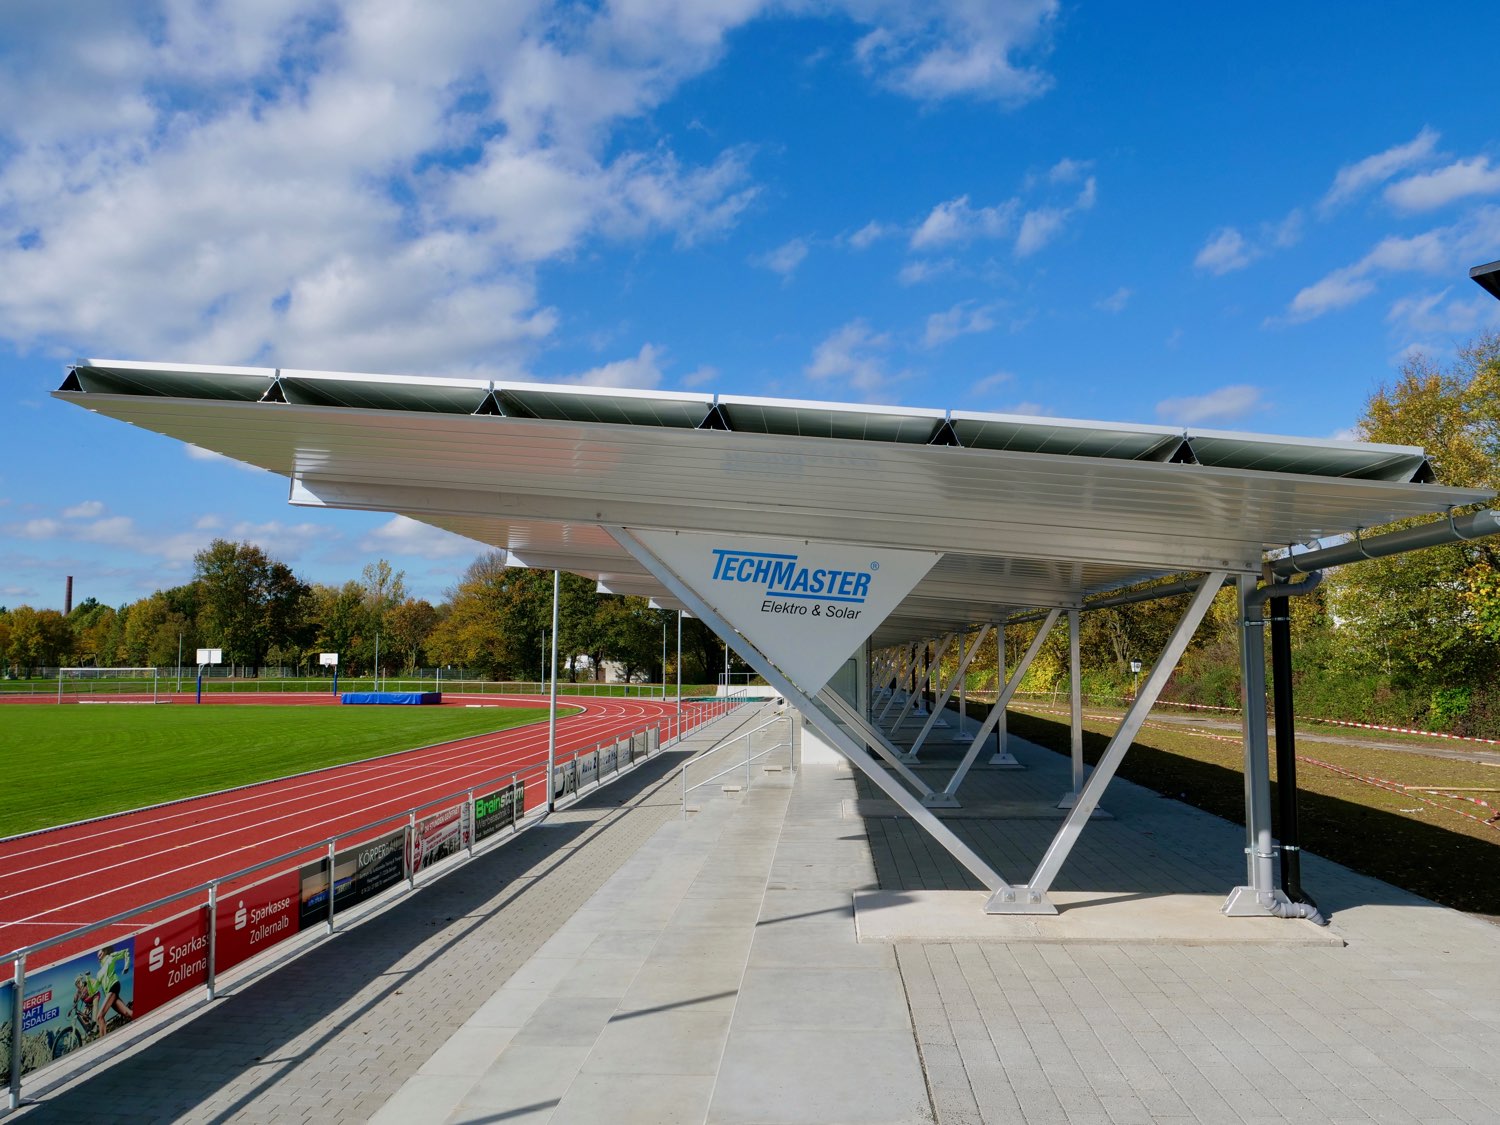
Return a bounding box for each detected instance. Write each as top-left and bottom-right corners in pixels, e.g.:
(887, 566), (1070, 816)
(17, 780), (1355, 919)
(193, 539), (312, 669)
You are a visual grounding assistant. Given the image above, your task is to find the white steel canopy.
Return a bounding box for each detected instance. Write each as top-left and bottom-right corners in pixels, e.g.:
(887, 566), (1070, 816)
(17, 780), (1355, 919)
(55, 359), (1490, 648)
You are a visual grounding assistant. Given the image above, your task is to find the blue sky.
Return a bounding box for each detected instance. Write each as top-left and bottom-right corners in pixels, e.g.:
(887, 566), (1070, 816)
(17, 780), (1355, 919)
(3, 1), (1500, 610)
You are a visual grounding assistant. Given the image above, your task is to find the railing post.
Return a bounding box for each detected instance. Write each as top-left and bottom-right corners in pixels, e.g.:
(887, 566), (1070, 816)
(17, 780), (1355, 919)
(746, 732), (752, 788)
(466, 789), (476, 857)
(206, 882), (219, 1000)
(511, 772), (520, 833)
(406, 813), (417, 889)
(325, 839), (337, 934)
(8, 953), (25, 1110)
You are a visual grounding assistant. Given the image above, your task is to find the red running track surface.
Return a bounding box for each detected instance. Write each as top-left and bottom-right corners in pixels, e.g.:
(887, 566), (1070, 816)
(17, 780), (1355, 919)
(0, 693), (723, 977)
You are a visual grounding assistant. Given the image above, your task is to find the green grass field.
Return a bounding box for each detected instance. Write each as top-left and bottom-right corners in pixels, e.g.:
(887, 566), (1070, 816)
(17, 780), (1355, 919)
(0, 704), (573, 838)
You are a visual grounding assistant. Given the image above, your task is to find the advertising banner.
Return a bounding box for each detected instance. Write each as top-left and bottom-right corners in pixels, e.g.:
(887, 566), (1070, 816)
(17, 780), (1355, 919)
(628, 733), (643, 762)
(217, 869), (300, 973)
(579, 751), (598, 790)
(473, 780), (523, 842)
(554, 760), (578, 800)
(602, 743), (618, 775)
(407, 804), (468, 876)
(298, 831), (405, 931)
(134, 906), (211, 1016)
(629, 528), (941, 694)
(1, 941), (136, 1078)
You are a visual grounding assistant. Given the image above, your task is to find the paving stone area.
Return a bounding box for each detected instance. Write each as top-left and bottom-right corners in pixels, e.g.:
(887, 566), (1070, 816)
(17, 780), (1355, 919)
(13, 714), (761, 1124)
(863, 712), (1500, 1124)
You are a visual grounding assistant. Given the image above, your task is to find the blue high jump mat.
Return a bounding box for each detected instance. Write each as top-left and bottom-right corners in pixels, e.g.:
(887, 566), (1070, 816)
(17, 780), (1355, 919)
(341, 691), (443, 705)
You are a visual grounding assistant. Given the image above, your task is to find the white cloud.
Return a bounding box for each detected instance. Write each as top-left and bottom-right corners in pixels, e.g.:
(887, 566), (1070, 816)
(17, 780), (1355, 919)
(360, 516), (476, 560)
(1194, 227), (1255, 275)
(848, 220), (895, 249)
(1155, 385), (1265, 425)
(805, 319), (904, 398)
(897, 258), (955, 286)
(1001, 401), (1057, 417)
(1385, 157), (1500, 213)
(1047, 157), (1090, 184)
(1321, 127), (1440, 212)
(753, 237), (809, 277)
(1015, 206), (1069, 257)
(1281, 206), (1500, 322)
(1386, 289), (1500, 335)
(969, 371), (1014, 397)
(851, 2), (1060, 103)
(910, 195), (1016, 249)
(561, 343), (666, 389)
(923, 302), (998, 347)
(680, 364), (718, 389)
(63, 500), (105, 519)
(1095, 287), (1132, 313)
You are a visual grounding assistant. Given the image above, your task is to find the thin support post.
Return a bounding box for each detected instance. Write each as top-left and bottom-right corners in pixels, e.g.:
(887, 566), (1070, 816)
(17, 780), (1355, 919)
(889, 644), (933, 732)
(547, 569), (560, 812)
(9, 953), (25, 1110)
(907, 627), (990, 760)
(991, 625), (1016, 764)
(206, 882), (219, 1000)
(1059, 608), (1085, 806)
(607, 526), (1011, 897)
(817, 687), (941, 800)
(1224, 574), (1284, 916)
(877, 645), (912, 721)
(1006, 571), (1228, 912)
(325, 839), (337, 934)
(941, 610), (1059, 801)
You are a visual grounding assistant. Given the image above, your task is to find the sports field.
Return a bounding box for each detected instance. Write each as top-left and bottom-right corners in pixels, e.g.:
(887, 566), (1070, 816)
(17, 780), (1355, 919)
(0, 703), (573, 837)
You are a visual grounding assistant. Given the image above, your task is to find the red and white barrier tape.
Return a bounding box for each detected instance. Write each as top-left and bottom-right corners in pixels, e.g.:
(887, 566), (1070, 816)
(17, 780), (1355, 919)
(1305, 717), (1500, 746)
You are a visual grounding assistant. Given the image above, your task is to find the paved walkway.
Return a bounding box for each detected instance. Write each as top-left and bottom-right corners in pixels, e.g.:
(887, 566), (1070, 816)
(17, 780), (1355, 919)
(15, 703), (1500, 1124)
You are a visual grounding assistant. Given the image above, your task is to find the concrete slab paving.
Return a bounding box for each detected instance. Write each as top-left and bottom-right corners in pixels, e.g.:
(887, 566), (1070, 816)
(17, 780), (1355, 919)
(854, 889), (1344, 945)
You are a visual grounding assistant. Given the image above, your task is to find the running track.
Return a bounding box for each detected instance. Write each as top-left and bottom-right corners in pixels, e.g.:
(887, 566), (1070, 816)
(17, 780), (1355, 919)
(0, 693), (732, 977)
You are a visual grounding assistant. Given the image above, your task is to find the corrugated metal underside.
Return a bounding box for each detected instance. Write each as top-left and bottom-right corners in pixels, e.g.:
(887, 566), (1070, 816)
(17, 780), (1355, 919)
(55, 361), (1493, 646)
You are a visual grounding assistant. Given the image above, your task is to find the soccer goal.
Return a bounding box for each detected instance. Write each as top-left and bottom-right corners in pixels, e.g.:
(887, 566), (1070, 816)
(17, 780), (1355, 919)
(57, 667), (162, 704)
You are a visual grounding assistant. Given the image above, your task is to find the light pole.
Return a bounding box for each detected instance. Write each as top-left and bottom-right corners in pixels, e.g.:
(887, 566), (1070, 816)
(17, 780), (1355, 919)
(546, 569), (560, 812)
(661, 620), (667, 701)
(675, 610), (682, 716)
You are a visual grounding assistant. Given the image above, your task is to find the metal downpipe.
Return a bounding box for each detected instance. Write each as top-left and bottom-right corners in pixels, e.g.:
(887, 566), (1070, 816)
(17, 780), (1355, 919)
(1256, 572), (1328, 926)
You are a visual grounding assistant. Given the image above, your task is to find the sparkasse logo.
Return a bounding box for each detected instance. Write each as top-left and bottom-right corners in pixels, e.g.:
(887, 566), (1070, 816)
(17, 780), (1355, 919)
(710, 548), (875, 604)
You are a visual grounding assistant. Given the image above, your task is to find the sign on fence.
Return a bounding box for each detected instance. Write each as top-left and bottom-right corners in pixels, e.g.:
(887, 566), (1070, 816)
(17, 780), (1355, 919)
(297, 831), (405, 930)
(1, 940), (137, 1079)
(579, 751), (599, 789)
(218, 869), (300, 973)
(473, 780), (524, 841)
(407, 804), (468, 876)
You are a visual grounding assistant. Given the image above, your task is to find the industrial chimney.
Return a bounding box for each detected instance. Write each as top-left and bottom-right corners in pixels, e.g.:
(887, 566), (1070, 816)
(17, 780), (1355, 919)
(65, 575), (74, 615)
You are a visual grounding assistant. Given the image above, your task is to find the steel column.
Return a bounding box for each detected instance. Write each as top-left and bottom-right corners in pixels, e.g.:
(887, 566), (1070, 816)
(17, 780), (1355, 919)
(889, 642), (937, 732)
(1223, 574), (1287, 916)
(990, 624), (1019, 766)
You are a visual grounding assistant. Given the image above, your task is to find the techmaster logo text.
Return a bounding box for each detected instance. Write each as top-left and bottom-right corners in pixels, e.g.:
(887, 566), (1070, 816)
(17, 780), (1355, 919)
(710, 548), (876, 619)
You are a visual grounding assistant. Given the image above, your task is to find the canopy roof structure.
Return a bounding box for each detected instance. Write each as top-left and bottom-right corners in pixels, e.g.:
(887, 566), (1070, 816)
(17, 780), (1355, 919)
(56, 359), (1491, 646)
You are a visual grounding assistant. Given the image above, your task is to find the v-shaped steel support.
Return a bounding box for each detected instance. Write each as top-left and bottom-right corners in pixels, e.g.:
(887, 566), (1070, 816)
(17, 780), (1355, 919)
(934, 609), (1060, 802)
(989, 572), (1229, 913)
(905, 626), (990, 760)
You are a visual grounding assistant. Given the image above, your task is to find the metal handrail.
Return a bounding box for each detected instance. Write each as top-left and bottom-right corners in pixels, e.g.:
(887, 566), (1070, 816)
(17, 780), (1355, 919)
(681, 714), (790, 816)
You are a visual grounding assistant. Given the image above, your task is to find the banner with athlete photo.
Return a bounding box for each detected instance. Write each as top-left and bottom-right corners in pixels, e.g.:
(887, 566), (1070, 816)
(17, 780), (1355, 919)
(0, 941), (136, 1078)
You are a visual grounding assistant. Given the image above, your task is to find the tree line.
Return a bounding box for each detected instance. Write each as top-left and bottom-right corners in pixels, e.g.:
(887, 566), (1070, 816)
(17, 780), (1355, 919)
(0, 545), (737, 685)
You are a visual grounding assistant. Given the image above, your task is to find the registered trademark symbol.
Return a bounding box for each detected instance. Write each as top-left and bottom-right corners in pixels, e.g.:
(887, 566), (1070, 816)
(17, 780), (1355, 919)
(869, 561), (879, 570)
